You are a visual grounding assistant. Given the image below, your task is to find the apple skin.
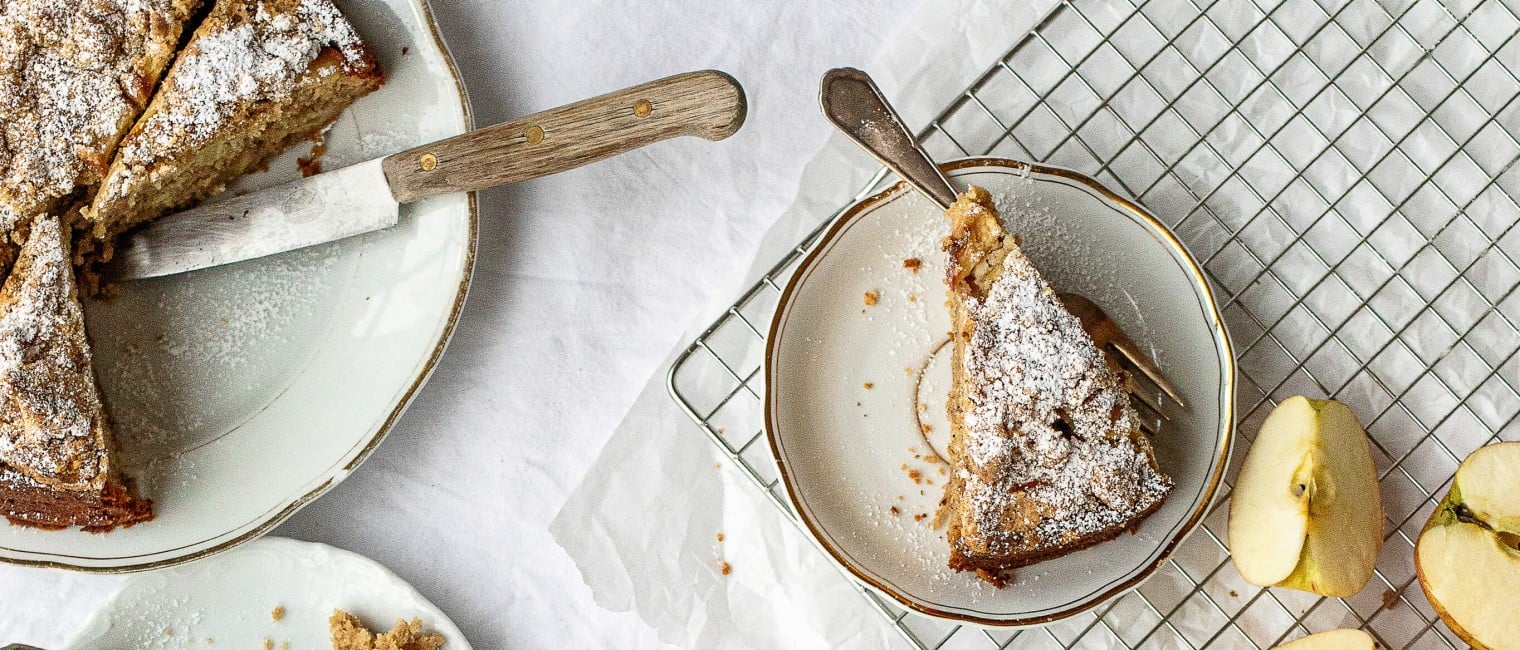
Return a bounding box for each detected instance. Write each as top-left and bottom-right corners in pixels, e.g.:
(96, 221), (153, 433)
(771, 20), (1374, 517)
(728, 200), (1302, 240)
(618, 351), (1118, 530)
(1273, 628), (1374, 650)
(1228, 396), (1383, 598)
(1415, 441), (1520, 650)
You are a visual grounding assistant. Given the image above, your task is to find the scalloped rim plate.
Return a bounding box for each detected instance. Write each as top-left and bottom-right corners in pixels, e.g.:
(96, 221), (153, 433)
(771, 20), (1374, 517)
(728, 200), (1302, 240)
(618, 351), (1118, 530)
(67, 536), (472, 648)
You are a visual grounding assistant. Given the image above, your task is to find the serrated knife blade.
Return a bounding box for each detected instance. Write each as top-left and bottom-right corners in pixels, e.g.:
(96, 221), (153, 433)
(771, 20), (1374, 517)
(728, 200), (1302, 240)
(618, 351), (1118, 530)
(106, 70), (748, 281)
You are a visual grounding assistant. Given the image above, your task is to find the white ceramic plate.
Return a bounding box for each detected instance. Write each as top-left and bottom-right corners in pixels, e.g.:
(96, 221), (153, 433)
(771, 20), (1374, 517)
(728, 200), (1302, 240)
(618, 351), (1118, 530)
(66, 536), (472, 648)
(0, 0), (475, 571)
(767, 159), (1233, 626)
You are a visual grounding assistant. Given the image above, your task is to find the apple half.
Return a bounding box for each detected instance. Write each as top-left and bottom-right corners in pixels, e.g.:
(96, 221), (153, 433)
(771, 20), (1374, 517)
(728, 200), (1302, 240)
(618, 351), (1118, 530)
(1228, 396), (1383, 597)
(1273, 628), (1375, 650)
(1416, 441), (1520, 650)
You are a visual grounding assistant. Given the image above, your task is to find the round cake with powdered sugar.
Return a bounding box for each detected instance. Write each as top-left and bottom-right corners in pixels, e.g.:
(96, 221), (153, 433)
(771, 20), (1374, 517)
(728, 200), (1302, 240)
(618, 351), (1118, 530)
(0, 0), (382, 532)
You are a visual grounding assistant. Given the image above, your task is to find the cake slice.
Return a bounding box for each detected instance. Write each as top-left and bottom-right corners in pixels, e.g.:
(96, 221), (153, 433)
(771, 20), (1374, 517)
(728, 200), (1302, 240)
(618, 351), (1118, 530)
(85, 0), (383, 238)
(0, 214), (152, 531)
(939, 186), (1172, 584)
(0, 0), (202, 240)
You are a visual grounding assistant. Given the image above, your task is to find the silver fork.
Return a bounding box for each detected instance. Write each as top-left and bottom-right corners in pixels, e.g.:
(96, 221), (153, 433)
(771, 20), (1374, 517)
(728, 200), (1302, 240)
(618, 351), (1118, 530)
(819, 67), (1185, 431)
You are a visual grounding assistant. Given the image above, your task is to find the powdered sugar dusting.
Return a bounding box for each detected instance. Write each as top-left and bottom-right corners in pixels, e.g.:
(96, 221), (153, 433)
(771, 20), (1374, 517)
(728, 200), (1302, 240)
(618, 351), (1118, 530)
(0, 215), (109, 490)
(0, 0), (193, 232)
(946, 188), (1172, 555)
(110, 0), (369, 187)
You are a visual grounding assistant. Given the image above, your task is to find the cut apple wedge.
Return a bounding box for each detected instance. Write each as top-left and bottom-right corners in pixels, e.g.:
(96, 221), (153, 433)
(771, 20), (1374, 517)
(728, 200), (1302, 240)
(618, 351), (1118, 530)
(1228, 396), (1383, 597)
(1416, 441), (1520, 650)
(1273, 628), (1375, 650)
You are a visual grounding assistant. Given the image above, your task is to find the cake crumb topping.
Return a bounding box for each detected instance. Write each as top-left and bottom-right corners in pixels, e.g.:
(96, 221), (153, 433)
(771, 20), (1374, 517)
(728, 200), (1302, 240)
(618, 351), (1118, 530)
(106, 0), (369, 198)
(0, 215), (110, 491)
(329, 609), (445, 650)
(0, 0), (196, 233)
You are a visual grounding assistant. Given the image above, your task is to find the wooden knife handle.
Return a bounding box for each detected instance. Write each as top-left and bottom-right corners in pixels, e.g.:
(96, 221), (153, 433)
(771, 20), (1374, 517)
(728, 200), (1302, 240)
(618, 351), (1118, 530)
(381, 70), (746, 202)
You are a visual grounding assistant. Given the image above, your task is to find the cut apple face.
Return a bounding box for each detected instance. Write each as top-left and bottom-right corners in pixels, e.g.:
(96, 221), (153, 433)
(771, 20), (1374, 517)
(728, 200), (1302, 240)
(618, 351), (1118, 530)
(1273, 628), (1375, 650)
(1416, 441), (1520, 650)
(1228, 396), (1383, 597)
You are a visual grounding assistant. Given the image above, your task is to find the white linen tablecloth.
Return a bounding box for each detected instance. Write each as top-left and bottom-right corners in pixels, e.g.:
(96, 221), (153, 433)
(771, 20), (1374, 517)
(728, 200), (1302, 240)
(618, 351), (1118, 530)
(0, 0), (933, 647)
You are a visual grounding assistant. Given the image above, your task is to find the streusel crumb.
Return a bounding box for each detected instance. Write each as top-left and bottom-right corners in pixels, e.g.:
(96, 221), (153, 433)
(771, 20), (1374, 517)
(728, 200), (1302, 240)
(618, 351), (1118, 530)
(329, 609), (445, 650)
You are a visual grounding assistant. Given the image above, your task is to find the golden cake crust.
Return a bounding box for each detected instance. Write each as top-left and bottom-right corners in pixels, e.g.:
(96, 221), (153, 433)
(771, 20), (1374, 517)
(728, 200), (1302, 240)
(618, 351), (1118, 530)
(940, 186), (1172, 583)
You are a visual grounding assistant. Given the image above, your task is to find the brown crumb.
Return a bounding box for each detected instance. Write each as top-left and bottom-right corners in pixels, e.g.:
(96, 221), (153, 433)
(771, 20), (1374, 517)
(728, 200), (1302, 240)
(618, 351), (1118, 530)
(721, 561), (732, 576)
(903, 257), (922, 271)
(908, 469), (923, 484)
(922, 454), (941, 464)
(401, 46), (410, 55)
(1382, 588), (1400, 610)
(263, 640), (274, 650)
(716, 532), (725, 542)
(908, 294), (918, 303)
(914, 513), (927, 522)
(329, 609), (445, 650)
(864, 291), (879, 306)
(297, 139), (329, 177)
(1229, 590), (1238, 597)
(863, 382), (874, 389)
(271, 605), (285, 622)
(920, 423), (934, 434)
(890, 506), (901, 516)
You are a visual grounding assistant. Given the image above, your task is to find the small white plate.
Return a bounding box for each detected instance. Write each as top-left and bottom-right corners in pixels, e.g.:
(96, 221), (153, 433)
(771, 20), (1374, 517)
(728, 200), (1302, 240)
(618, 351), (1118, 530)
(66, 536), (471, 649)
(766, 159), (1233, 626)
(0, 0), (475, 571)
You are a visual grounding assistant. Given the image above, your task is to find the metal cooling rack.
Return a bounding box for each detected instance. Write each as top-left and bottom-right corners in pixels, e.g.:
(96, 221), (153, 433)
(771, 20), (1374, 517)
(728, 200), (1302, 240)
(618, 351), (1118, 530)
(667, 0), (1520, 646)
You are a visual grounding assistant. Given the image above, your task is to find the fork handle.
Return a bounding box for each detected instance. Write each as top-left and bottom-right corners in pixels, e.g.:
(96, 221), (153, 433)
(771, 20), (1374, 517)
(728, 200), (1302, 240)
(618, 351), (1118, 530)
(820, 68), (959, 209)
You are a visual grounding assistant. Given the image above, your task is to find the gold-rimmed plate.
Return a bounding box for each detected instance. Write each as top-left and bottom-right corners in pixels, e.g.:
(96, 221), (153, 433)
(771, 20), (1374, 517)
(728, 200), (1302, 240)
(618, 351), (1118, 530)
(0, 0), (475, 572)
(765, 158), (1233, 626)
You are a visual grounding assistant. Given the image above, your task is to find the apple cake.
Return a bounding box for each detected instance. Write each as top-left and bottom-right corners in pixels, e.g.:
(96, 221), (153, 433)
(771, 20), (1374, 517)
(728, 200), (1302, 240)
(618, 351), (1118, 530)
(940, 186), (1172, 584)
(0, 214), (152, 531)
(0, 0), (202, 243)
(84, 0), (384, 238)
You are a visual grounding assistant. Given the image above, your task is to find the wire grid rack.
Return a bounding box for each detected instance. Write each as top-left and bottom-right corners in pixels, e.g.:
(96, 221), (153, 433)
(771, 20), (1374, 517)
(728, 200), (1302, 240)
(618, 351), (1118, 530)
(667, 0), (1520, 647)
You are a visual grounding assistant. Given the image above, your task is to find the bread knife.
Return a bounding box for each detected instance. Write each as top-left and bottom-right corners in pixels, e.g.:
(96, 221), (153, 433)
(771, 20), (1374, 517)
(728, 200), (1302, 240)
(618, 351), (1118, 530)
(108, 70), (746, 280)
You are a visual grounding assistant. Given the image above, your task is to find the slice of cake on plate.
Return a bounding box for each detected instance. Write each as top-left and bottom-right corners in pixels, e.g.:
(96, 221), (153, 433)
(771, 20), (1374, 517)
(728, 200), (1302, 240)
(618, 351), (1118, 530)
(85, 0), (383, 238)
(939, 186), (1172, 585)
(0, 214), (152, 531)
(0, 0), (202, 242)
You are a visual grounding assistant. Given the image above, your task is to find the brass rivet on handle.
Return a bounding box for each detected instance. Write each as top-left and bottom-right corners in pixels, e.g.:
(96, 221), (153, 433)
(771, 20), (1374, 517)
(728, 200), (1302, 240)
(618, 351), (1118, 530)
(525, 125), (544, 144)
(419, 153), (438, 171)
(633, 99), (653, 117)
